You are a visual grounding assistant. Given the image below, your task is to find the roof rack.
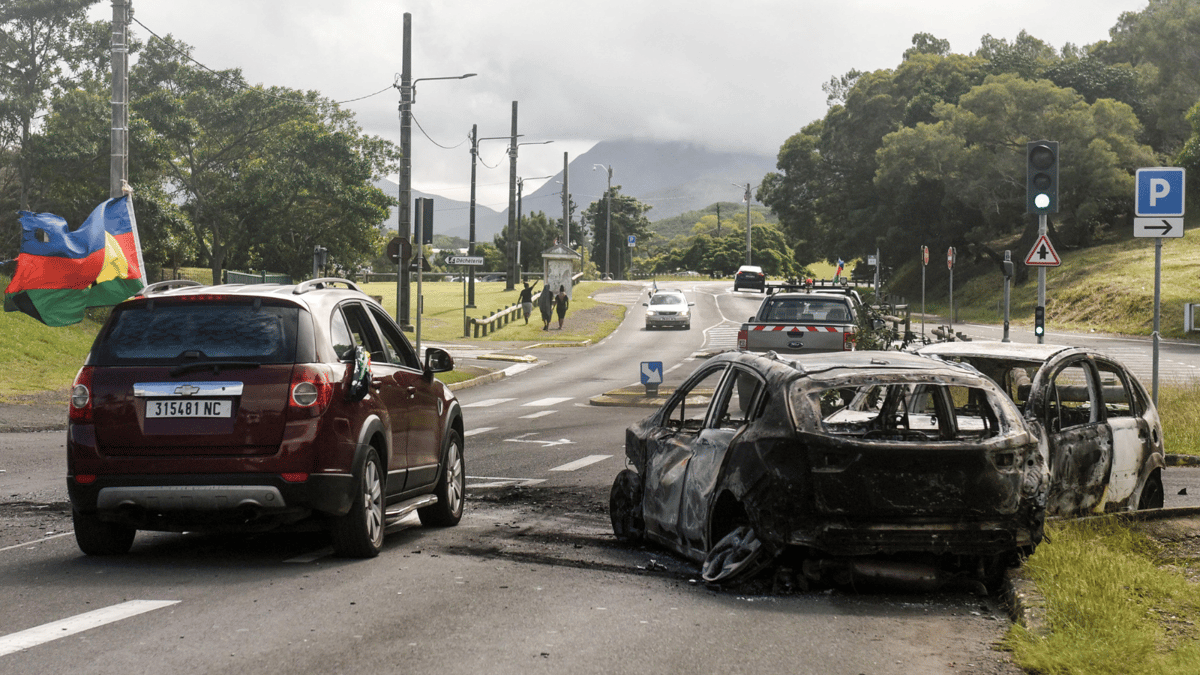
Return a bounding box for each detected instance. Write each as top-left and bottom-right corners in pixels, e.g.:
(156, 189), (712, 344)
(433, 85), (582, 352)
(293, 278), (362, 295)
(139, 279), (203, 296)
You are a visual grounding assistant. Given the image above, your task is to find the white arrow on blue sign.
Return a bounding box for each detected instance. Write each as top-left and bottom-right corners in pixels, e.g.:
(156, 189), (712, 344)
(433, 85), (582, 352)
(640, 361), (663, 385)
(1135, 167), (1186, 217)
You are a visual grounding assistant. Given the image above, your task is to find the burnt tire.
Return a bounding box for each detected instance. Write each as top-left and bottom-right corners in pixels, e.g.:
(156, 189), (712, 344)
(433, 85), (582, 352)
(1137, 469), (1165, 510)
(609, 469), (645, 542)
(72, 510), (135, 556)
(331, 448), (385, 558)
(701, 525), (770, 584)
(419, 429), (465, 527)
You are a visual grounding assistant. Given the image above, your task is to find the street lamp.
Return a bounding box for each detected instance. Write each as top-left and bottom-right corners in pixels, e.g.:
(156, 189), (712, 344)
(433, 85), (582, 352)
(594, 164), (613, 279)
(732, 182), (758, 266)
(516, 174), (553, 278)
(467, 127), (514, 307)
(393, 20), (474, 328)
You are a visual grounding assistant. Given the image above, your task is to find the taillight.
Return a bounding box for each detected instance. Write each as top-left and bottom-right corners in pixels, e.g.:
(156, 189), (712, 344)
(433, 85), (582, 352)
(737, 329), (748, 350)
(69, 366), (93, 423)
(843, 329), (856, 351)
(288, 365), (333, 417)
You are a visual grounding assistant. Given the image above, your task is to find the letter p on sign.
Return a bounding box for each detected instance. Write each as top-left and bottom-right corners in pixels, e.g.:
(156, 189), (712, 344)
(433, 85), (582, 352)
(1136, 167), (1185, 217)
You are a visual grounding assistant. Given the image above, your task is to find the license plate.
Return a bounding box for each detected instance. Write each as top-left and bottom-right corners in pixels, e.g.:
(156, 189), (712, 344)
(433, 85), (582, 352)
(146, 399), (232, 418)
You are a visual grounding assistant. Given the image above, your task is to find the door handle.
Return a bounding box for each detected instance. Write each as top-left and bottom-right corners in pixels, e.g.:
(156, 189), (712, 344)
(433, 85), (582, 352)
(407, 386), (417, 399)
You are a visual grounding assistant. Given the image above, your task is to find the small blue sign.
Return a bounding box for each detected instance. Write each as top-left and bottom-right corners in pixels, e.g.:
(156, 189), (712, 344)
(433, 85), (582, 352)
(628, 234), (636, 247)
(640, 361), (663, 385)
(1136, 167), (1186, 217)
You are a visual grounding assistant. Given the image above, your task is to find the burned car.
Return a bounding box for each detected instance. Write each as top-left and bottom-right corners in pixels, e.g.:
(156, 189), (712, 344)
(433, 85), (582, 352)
(609, 350), (1047, 588)
(917, 342), (1166, 516)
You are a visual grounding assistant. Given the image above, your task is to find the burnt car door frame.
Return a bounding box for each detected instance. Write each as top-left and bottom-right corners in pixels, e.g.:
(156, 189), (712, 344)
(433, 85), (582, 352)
(640, 362), (767, 557)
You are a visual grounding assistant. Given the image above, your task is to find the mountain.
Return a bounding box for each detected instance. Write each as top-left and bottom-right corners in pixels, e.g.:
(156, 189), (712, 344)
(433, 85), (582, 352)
(376, 139), (778, 242)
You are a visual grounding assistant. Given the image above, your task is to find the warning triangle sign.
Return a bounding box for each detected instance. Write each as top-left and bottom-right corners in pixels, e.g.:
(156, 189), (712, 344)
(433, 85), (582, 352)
(1024, 234), (1061, 267)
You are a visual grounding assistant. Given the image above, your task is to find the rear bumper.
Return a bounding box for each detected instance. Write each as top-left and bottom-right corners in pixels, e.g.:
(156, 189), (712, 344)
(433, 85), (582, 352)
(68, 472), (356, 531)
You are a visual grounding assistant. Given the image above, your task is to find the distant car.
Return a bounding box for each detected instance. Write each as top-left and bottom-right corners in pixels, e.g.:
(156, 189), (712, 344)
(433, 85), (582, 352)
(733, 265), (765, 292)
(609, 350), (1047, 588)
(917, 341), (1166, 516)
(643, 289), (694, 330)
(67, 278), (465, 558)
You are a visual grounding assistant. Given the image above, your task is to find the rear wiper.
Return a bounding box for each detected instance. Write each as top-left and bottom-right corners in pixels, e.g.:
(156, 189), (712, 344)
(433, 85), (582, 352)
(169, 361), (262, 377)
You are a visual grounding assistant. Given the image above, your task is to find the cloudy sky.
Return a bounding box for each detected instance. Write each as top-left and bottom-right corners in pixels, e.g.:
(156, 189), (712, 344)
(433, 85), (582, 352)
(96, 0), (1147, 209)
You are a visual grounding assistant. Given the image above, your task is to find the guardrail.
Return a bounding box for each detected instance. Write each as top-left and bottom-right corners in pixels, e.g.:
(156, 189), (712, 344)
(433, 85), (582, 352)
(470, 302), (523, 337)
(876, 303), (915, 343)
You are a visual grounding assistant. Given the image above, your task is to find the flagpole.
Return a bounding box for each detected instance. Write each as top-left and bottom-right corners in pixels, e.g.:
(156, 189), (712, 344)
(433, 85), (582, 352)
(110, 0), (130, 199)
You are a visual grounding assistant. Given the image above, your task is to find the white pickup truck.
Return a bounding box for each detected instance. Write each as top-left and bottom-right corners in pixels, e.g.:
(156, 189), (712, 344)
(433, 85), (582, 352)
(737, 290), (863, 354)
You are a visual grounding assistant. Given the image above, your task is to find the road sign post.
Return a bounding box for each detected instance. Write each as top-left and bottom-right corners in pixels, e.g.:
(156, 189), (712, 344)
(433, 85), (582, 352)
(947, 247), (954, 329)
(640, 361), (663, 397)
(448, 256), (485, 337)
(1136, 167), (1186, 403)
(921, 245), (928, 341)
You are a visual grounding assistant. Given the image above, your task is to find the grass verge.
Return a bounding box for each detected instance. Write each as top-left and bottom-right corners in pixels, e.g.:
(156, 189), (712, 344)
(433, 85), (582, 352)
(1007, 518), (1200, 675)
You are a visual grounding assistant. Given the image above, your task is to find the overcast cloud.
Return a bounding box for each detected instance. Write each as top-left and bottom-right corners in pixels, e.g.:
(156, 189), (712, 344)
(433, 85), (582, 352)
(95, 0), (1146, 209)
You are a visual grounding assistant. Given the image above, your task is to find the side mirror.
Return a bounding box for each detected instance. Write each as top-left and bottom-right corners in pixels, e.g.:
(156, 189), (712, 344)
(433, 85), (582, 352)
(642, 302), (648, 306)
(345, 346), (371, 402)
(424, 347), (455, 378)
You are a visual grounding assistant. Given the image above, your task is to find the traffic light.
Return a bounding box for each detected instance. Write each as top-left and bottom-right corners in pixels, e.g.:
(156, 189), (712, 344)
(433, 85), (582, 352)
(1034, 306), (1045, 337)
(1026, 140), (1059, 214)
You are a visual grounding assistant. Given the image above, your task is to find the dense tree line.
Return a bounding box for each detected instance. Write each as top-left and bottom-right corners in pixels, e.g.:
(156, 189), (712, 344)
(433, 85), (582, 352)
(758, 0), (1200, 285)
(1, 0), (397, 283)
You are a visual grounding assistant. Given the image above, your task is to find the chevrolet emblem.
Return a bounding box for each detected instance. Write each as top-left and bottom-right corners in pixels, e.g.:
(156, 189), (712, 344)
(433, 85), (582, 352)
(174, 384), (201, 396)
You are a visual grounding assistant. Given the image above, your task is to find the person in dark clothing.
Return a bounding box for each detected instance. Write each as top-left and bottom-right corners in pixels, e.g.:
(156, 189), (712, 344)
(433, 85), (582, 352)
(537, 285), (554, 330)
(554, 285), (569, 329)
(517, 279), (539, 324)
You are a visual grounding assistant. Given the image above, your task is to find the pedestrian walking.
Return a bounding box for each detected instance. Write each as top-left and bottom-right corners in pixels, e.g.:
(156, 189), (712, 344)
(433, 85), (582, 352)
(537, 285), (554, 330)
(554, 285), (569, 329)
(517, 279), (539, 324)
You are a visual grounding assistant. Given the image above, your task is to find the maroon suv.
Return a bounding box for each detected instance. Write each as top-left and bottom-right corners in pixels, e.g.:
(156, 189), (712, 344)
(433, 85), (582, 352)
(67, 278), (465, 558)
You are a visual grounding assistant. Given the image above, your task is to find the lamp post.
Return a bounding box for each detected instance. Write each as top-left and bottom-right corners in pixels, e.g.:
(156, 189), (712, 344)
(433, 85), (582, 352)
(732, 182), (758, 265)
(468, 127), (512, 307)
(516, 174), (553, 280)
(594, 164), (613, 279)
(394, 12), (475, 326)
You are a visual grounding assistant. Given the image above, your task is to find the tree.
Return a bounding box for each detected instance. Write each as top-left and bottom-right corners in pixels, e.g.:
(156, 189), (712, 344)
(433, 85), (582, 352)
(493, 210), (559, 277)
(131, 36), (397, 282)
(582, 186), (653, 279)
(0, 0), (105, 255)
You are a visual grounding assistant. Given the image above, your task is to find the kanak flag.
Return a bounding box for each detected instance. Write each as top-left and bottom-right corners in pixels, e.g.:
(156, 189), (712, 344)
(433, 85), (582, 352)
(4, 195), (145, 326)
(834, 258), (844, 280)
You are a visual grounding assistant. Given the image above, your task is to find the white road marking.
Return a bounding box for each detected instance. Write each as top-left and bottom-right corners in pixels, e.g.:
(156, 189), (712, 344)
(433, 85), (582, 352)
(468, 476), (547, 488)
(0, 532), (73, 553)
(0, 600), (179, 657)
(519, 410), (556, 419)
(522, 397), (572, 407)
(549, 455), (612, 472)
(504, 434), (574, 447)
(461, 398), (515, 408)
(464, 427), (496, 437)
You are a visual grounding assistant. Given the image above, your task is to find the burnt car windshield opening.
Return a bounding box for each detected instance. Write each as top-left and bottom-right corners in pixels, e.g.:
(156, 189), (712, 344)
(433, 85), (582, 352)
(808, 381), (1004, 441)
(764, 298), (851, 322)
(93, 302), (299, 365)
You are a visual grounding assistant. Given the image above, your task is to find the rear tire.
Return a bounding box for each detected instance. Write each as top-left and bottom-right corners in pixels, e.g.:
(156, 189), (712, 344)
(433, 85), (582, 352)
(419, 430), (465, 527)
(1137, 469), (1165, 510)
(331, 448), (385, 558)
(72, 510), (135, 555)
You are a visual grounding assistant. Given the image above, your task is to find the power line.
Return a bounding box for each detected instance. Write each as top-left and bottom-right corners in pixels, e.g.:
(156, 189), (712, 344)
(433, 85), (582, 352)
(130, 17), (392, 107)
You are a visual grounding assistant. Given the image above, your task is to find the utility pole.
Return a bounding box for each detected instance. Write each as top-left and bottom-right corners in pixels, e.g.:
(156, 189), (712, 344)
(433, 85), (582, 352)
(468, 124), (477, 307)
(110, 0), (129, 199)
(561, 152), (570, 247)
(594, 164), (612, 279)
(505, 101), (518, 291)
(397, 13), (413, 328)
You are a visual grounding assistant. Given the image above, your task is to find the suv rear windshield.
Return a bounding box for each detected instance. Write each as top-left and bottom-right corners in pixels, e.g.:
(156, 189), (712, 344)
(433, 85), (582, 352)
(92, 301), (300, 365)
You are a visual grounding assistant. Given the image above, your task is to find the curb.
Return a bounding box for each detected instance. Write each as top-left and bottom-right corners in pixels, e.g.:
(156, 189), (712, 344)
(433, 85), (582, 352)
(447, 369), (506, 391)
(1167, 454), (1200, 467)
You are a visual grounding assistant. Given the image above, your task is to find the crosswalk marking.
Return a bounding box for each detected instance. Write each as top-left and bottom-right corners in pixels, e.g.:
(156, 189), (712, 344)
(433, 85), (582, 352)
(549, 455), (612, 472)
(522, 397), (572, 407)
(0, 600), (179, 657)
(519, 410), (556, 419)
(461, 398), (515, 408)
(464, 427), (495, 437)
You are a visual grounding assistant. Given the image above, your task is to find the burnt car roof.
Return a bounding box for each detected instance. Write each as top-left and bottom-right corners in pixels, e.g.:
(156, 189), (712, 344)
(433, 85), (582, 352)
(916, 341), (1079, 362)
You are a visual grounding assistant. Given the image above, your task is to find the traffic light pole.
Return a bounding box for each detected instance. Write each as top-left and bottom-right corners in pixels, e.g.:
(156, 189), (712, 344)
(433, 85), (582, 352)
(1037, 213), (1046, 344)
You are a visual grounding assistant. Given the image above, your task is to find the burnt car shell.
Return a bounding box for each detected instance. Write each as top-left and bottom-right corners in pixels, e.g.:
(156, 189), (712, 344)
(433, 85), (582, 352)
(917, 341), (1167, 517)
(613, 351), (1046, 586)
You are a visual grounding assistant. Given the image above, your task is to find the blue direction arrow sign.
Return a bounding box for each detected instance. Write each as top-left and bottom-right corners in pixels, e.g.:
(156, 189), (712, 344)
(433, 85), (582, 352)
(1136, 167), (1186, 217)
(640, 361), (663, 385)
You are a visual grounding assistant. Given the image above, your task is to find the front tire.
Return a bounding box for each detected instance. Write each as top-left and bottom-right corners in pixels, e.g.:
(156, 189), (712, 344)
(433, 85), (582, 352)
(73, 509), (135, 555)
(331, 448), (385, 558)
(419, 429), (465, 527)
(609, 469), (645, 541)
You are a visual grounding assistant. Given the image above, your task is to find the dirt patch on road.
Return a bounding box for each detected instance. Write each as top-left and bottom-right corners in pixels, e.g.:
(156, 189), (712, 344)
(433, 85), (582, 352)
(0, 389), (68, 432)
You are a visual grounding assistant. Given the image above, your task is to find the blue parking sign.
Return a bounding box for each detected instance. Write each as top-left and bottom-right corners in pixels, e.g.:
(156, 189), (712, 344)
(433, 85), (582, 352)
(1136, 167), (1186, 216)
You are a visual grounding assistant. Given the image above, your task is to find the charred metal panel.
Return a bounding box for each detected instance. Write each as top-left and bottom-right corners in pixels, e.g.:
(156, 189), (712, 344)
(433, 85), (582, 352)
(1046, 423), (1112, 516)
